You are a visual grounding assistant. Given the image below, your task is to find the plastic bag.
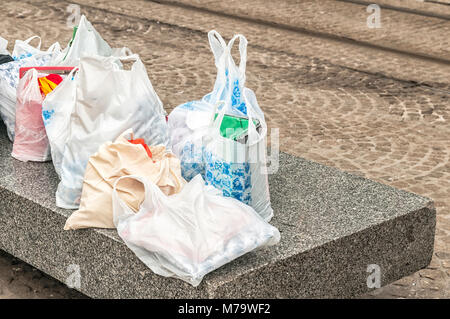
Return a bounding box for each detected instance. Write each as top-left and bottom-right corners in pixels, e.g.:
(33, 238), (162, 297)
(64, 129), (185, 230)
(51, 15), (129, 66)
(12, 69), (49, 161)
(204, 90), (272, 220)
(43, 54), (170, 209)
(0, 37), (61, 141)
(112, 174), (280, 287)
(0, 36), (12, 64)
(0, 37), (9, 55)
(168, 31), (273, 221)
(11, 67), (72, 162)
(168, 30), (248, 151)
(11, 36), (44, 61)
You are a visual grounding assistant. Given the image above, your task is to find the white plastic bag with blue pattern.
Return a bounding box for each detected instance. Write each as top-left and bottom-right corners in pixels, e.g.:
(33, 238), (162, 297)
(112, 174), (280, 287)
(0, 36), (61, 141)
(168, 31), (273, 221)
(206, 89), (272, 221)
(42, 54), (169, 209)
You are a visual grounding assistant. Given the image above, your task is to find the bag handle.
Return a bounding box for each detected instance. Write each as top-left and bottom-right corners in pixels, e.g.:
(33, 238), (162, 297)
(243, 88), (267, 146)
(208, 31), (248, 75)
(209, 100), (226, 128)
(112, 175), (163, 226)
(227, 34), (247, 75)
(109, 53), (140, 70)
(23, 36), (42, 50)
(46, 42), (61, 54)
(208, 30), (227, 68)
(113, 53), (140, 62)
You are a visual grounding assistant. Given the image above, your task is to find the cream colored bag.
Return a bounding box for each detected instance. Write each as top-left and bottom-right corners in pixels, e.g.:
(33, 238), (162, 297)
(64, 129), (185, 230)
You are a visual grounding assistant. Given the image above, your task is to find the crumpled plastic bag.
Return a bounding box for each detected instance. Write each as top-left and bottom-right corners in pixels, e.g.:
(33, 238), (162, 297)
(113, 174), (280, 287)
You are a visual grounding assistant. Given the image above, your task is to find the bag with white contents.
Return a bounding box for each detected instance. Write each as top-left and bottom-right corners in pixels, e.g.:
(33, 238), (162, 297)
(112, 174), (280, 287)
(43, 54), (169, 209)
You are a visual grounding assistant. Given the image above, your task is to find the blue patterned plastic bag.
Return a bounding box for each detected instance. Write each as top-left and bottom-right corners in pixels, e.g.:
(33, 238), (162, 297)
(168, 31), (273, 221)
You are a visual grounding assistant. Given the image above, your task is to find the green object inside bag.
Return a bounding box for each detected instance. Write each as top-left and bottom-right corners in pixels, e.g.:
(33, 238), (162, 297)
(63, 26), (78, 61)
(214, 113), (260, 141)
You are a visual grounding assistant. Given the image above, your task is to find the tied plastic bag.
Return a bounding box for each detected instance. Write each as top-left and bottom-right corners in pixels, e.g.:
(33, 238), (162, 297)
(64, 129), (185, 230)
(43, 54), (170, 209)
(12, 67), (71, 162)
(0, 36), (61, 141)
(51, 15), (129, 66)
(112, 174), (280, 287)
(168, 31), (273, 221)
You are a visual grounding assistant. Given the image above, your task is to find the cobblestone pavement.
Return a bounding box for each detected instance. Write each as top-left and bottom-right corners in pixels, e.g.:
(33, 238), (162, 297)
(155, 0), (450, 60)
(0, 0), (449, 298)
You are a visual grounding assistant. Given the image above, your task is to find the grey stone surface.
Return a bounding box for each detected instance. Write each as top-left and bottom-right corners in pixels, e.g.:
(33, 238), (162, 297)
(0, 123), (435, 298)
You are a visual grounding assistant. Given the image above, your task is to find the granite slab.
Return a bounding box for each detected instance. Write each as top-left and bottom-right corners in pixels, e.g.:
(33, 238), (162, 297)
(0, 123), (435, 298)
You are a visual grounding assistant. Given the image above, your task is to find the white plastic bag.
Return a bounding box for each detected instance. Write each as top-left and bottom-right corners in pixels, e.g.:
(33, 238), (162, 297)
(203, 89), (273, 221)
(0, 37), (9, 55)
(0, 37), (60, 141)
(168, 31), (273, 221)
(168, 30), (249, 151)
(51, 15), (128, 66)
(41, 68), (77, 175)
(11, 36), (43, 61)
(43, 54), (169, 209)
(112, 174), (280, 287)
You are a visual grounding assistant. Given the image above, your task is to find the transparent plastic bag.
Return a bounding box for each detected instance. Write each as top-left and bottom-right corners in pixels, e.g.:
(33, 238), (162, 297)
(12, 69), (50, 161)
(112, 174), (280, 287)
